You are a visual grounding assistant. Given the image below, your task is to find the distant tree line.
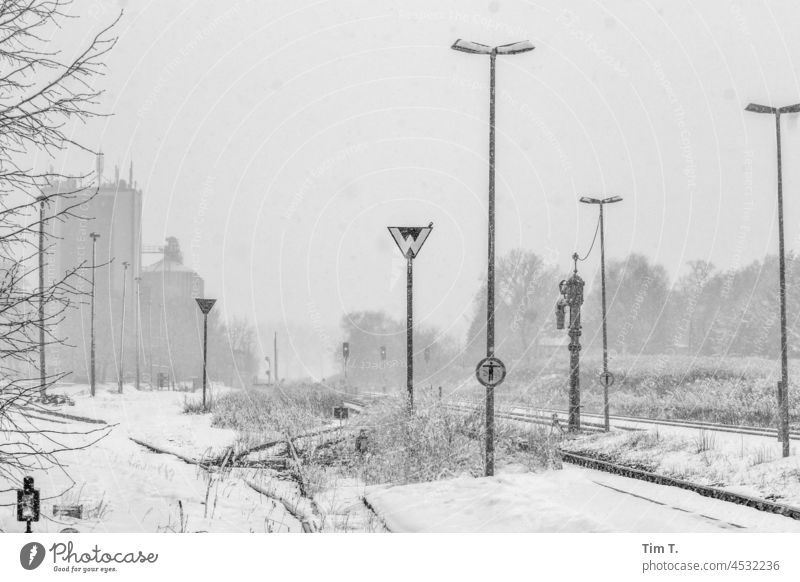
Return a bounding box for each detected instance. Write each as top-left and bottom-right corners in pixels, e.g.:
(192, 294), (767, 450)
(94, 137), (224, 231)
(341, 249), (800, 382)
(467, 250), (800, 361)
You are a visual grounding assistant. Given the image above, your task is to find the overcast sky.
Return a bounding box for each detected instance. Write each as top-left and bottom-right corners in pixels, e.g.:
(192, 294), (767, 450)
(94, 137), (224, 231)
(52, 0), (800, 373)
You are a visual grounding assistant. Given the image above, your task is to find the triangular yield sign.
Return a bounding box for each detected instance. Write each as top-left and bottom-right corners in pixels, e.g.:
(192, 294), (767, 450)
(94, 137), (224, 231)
(195, 298), (216, 315)
(388, 225), (432, 259)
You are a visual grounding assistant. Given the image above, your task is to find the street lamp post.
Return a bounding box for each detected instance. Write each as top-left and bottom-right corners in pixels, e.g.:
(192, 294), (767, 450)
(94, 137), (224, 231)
(118, 261), (129, 394)
(37, 195), (46, 399)
(451, 38), (534, 476)
(134, 276), (141, 391)
(89, 233), (100, 397)
(579, 195), (623, 431)
(745, 101), (800, 458)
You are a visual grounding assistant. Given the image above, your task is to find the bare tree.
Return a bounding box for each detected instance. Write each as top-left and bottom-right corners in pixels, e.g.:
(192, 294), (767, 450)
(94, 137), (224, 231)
(0, 1), (118, 483)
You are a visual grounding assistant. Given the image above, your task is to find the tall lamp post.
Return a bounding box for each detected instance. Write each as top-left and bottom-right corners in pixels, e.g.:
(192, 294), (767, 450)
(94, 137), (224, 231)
(579, 195), (622, 431)
(746, 101), (800, 457)
(89, 232), (100, 397)
(118, 261), (129, 394)
(37, 195), (46, 399)
(195, 298), (216, 409)
(134, 276), (141, 391)
(451, 38), (534, 476)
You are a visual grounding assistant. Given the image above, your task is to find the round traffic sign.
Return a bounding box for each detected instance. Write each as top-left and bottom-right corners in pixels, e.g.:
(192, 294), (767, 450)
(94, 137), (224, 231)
(475, 356), (507, 388)
(599, 370), (615, 387)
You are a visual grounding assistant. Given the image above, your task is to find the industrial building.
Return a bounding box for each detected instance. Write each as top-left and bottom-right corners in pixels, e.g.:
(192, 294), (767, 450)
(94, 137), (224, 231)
(52, 154), (204, 387)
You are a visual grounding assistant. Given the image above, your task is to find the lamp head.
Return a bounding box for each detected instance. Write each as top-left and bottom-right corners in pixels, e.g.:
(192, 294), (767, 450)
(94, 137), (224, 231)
(451, 39), (534, 55)
(495, 40), (535, 55)
(745, 103), (776, 114)
(451, 39), (492, 54)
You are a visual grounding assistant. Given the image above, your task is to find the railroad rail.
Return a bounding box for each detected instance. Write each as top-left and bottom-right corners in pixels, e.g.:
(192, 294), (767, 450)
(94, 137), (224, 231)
(448, 400), (799, 440)
(445, 402), (612, 433)
(531, 405), (800, 441)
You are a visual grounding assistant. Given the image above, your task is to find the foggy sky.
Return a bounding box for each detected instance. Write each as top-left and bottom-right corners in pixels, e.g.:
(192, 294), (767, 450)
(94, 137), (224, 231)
(51, 0), (800, 376)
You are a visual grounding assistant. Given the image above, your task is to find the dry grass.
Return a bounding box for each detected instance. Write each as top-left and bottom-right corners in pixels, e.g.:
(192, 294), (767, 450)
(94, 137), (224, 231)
(344, 397), (561, 486)
(211, 383), (340, 435)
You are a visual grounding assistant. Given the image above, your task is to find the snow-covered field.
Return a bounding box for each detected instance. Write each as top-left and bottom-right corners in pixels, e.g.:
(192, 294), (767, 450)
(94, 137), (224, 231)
(365, 465), (800, 533)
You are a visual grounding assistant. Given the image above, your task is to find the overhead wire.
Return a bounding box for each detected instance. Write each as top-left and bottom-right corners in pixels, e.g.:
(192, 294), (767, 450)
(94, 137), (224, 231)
(576, 212), (601, 262)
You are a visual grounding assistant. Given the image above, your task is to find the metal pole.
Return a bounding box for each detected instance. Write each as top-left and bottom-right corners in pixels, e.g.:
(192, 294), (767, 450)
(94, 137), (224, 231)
(134, 277), (141, 390)
(118, 263), (128, 394)
(90, 233), (99, 397)
(484, 48), (497, 476)
(407, 255), (414, 411)
(202, 313), (208, 409)
(776, 113), (790, 457)
(600, 203), (610, 431)
(38, 196), (46, 399)
(487, 49), (497, 359)
(274, 331), (278, 385)
(148, 298), (153, 389)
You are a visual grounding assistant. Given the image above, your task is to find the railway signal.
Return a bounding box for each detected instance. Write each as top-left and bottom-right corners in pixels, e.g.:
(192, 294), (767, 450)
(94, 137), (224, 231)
(379, 345), (387, 393)
(388, 223), (433, 412)
(16, 477), (40, 533)
(555, 253), (585, 431)
(342, 341), (350, 392)
(195, 298), (216, 409)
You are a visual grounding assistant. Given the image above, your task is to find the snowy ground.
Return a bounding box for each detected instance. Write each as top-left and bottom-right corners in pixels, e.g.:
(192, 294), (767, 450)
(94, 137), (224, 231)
(0, 383), (380, 533)
(5, 383), (799, 533)
(365, 465), (800, 533)
(560, 427), (800, 507)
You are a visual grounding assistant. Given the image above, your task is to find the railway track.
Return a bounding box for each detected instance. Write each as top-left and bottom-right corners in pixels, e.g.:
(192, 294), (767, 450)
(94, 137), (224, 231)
(445, 402), (614, 433)
(350, 395), (797, 441)
(531, 405), (800, 441)
(449, 400), (799, 441)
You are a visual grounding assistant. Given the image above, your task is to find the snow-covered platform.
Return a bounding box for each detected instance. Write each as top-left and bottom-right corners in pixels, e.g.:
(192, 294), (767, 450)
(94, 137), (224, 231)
(365, 465), (800, 533)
